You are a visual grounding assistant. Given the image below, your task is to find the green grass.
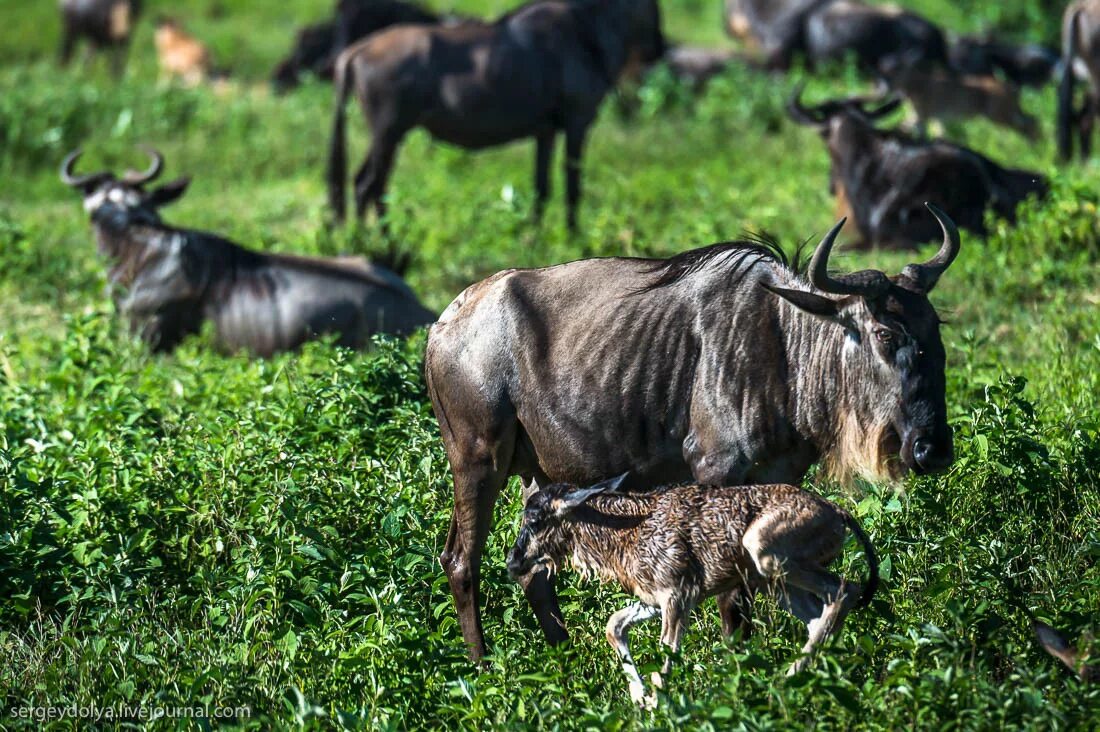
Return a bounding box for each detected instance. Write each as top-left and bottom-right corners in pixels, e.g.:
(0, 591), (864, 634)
(1, 0), (1098, 729)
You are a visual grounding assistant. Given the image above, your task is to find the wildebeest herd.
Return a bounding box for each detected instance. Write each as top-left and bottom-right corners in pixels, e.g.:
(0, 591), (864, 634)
(56, 0), (1094, 702)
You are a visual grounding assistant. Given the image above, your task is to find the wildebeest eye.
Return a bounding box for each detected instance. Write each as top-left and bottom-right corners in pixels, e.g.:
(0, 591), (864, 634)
(874, 328), (895, 345)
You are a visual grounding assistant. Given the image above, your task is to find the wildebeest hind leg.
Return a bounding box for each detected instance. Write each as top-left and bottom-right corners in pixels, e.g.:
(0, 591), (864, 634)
(354, 130), (405, 228)
(1080, 95), (1096, 159)
(563, 121), (591, 231)
(533, 130), (555, 221)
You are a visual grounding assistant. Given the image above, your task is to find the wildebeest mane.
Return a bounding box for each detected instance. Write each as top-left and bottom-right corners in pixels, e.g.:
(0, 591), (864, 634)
(638, 232), (807, 293)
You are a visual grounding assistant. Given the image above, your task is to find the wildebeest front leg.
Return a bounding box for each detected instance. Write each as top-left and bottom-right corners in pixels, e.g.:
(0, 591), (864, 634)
(606, 603), (659, 706)
(533, 130), (555, 222)
(563, 121), (590, 231)
(716, 584), (755, 640)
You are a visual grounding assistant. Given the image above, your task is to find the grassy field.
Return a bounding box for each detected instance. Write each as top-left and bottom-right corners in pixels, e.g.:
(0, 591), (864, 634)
(1, 0), (1098, 729)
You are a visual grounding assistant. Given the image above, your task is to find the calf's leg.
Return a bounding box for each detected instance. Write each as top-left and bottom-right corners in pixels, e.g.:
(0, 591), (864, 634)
(780, 566), (863, 675)
(717, 585), (755, 640)
(606, 603), (659, 706)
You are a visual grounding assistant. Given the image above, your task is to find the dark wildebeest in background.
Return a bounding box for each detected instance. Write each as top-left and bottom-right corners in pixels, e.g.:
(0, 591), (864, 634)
(61, 149), (435, 356)
(1058, 1), (1100, 161)
(724, 0), (947, 74)
(327, 0), (666, 230)
(426, 206), (961, 660)
(949, 34), (1059, 88)
(788, 90), (1047, 248)
(271, 0), (441, 93)
(59, 0), (142, 75)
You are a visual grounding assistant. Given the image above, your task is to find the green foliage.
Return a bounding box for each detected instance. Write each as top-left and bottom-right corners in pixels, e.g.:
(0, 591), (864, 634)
(1, 0), (1098, 729)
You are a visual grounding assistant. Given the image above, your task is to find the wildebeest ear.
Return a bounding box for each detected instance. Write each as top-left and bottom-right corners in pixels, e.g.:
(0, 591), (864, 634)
(761, 283), (841, 319)
(145, 176), (192, 208)
(556, 473), (628, 513)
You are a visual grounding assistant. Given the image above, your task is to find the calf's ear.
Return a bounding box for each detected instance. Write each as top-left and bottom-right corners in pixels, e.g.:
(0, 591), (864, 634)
(145, 176), (192, 208)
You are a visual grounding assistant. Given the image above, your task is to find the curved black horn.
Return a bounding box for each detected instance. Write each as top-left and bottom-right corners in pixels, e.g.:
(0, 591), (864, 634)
(787, 84), (824, 127)
(864, 93), (903, 120)
(808, 218), (891, 297)
(900, 203), (960, 293)
(59, 149), (107, 188)
(121, 146), (164, 185)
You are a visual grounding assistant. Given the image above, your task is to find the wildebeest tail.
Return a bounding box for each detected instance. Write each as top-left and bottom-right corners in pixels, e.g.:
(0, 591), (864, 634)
(327, 53), (353, 222)
(843, 511), (879, 609)
(1058, 9), (1082, 162)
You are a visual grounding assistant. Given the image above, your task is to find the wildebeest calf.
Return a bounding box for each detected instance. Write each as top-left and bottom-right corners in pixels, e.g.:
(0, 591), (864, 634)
(61, 148), (435, 356)
(507, 476), (878, 706)
(59, 0), (141, 75)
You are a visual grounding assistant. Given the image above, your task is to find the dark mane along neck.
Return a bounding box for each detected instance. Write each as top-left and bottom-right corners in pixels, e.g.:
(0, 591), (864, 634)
(638, 234), (802, 293)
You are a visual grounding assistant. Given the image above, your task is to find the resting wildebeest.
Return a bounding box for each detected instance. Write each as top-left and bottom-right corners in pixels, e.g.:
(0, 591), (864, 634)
(789, 90), (1047, 248)
(1058, 1), (1100, 161)
(61, 149), (434, 356)
(327, 0), (666, 229)
(271, 0), (441, 93)
(949, 34), (1059, 88)
(426, 206), (960, 660)
(59, 0), (141, 75)
(723, 0), (947, 73)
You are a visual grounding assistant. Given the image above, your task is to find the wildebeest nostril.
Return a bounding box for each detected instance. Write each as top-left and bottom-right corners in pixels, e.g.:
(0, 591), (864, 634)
(913, 438), (934, 465)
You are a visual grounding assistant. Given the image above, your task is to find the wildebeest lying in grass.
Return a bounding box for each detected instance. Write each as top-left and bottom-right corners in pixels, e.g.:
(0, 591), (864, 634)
(1058, 1), (1100, 161)
(507, 477), (878, 705)
(271, 0), (441, 93)
(59, 0), (141, 76)
(724, 0), (947, 74)
(427, 206), (959, 660)
(327, 0), (666, 230)
(61, 149), (434, 356)
(948, 34), (1059, 89)
(788, 89), (1048, 248)
(154, 17), (213, 87)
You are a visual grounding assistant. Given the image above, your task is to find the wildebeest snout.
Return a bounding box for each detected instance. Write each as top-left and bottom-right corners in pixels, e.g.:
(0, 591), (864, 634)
(903, 423), (954, 474)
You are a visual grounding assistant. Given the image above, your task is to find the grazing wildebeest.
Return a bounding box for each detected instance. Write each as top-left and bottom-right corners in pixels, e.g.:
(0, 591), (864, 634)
(61, 149), (435, 356)
(723, 0), (947, 73)
(507, 477), (878, 704)
(788, 90), (1047, 248)
(271, 0), (441, 93)
(327, 0), (666, 229)
(949, 34), (1059, 88)
(879, 61), (1041, 140)
(59, 0), (141, 75)
(426, 205), (960, 660)
(1058, 1), (1100, 161)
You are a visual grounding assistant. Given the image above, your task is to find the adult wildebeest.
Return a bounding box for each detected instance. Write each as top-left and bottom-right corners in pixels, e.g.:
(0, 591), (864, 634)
(59, 0), (141, 75)
(61, 149), (435, 356)
(723, 0), (947, 73)
(426, 205), (960, 660)
(271, 0), (441, 93)
(788, 90), (1047, 248)
(949, 34), (1059, 88)
(1058, 1), (1100, 161)
(327, 0), (666, 229)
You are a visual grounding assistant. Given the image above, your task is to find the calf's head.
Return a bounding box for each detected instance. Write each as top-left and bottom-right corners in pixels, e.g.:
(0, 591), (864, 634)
(506, 475), (626, 580)
(763, 206), (959, 480)
(61, 148), (190, 233)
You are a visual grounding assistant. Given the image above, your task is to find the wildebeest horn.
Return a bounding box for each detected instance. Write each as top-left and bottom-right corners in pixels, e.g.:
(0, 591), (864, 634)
(861, 94), (903, 120)
(121, 146), (164, 185)
(60, 149), (108, 188)
(787, 84), (824, 126)
(901, 203), (960, 293)
(808, 218), (891, 297)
